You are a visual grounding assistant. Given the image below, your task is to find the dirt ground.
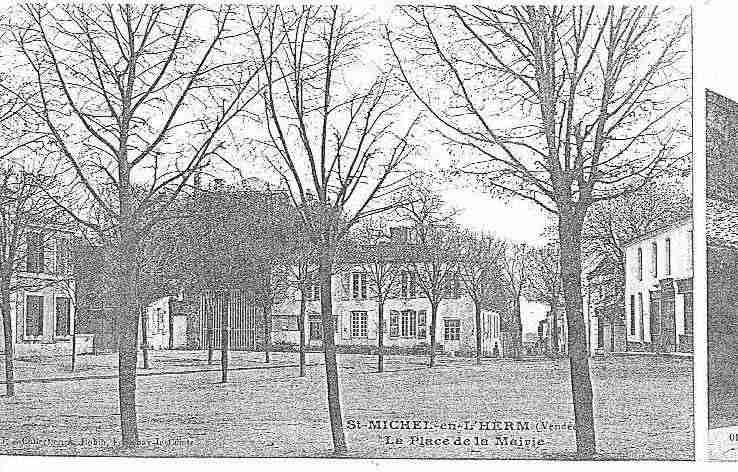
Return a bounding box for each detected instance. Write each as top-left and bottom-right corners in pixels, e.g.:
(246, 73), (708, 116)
(0, 351), (693, 459)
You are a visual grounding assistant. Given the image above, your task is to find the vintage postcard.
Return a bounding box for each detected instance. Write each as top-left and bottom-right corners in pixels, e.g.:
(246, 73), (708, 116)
(704, 2), (738, 460)
(0, 2), (694, 463)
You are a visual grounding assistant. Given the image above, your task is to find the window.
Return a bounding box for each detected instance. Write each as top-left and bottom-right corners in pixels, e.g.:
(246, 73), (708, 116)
(684, 292), (693, 335)
(444, 319), (461, 341)
(401, 309), (417, 337)
(157, 309), (165, 334)
(649, 291), (661, 337)
(25, 295), (44, 337)
(445, 273), (461, 298)
(630, 294), (636, 335)
(651, 242), (658, 278)
(596, 311), (604, 349)
(150, 308), (160, 333)
(389, 310), (400, 337)
(417, 310), (427, 339)
(309, 314), (322, 341)
(56, 238), (70, 275)
(306, 282), (320, 301)
(637, 248), (643, 281)
(55, 297), (71, 337)
(638, 292), (644, 340)
(350, 311), (368, 338)
(665, 238), (672, 275)
(400, 271), (416, 298)
(26, 232), (44, 273)
(352, 272), (367, 299)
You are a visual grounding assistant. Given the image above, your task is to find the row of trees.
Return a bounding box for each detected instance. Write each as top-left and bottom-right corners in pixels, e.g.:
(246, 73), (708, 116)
(0, 4), (690, 459)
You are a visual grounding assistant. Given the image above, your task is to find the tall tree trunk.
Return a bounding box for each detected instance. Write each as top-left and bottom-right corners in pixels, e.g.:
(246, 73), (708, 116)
(1, 284), (15, 397)
(559, 212), (596, 458)
(117, 235), (140, 448)
(71, 312), (77, 372)
(318, 248), (347, 455)
(551, 299), (559, 355)
(377, 298), (385, 373)
(263, 304), (271, 363)
(140, 305), (150, 369)
(221, 291), (230, 383)
(512, 296), (523, 358)
(206, 296), (214, 364)
(298, 291), (306, 377)
(474, 301), (482, 365)
(429, 302), (438, 368)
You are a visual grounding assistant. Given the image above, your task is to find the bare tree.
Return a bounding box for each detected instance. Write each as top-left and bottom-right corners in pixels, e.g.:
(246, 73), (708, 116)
(10, 4), (278, 446)
(499, 242), (532, 359)
(284, 231), (319, 377)
(457, 230), (505, 364)
(526, 242), (563, 354)
(397, 182), (460, 368)
(354, 220), (403, 373)
(388, 5), (690, 456)
(246, 6), (418, 454)
(0, 163), (71, 396)
(0, 18), (58, 395)
(254, 260), (292, 364)
(582, 179), (691, 299)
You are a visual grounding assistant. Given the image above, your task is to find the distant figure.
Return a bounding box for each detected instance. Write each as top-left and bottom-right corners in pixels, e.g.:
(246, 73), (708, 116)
(492, 343), (499, 358)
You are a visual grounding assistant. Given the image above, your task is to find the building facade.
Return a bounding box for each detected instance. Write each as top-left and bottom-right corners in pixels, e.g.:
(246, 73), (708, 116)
(706, 90), (738, 428)
(623, 217), (693, 353)
(542, 305), (567, 355)
(0, 229), (76, 356)
(272, 266), (505, 357)
(585, 258), (626, 355)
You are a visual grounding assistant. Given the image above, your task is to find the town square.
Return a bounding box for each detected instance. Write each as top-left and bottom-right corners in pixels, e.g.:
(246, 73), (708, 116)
(0, 3), (692, 461)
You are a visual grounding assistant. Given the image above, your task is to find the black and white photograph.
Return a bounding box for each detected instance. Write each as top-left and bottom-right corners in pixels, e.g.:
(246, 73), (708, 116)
(0, 2), (694, 462)
(703, 2), (738, 461)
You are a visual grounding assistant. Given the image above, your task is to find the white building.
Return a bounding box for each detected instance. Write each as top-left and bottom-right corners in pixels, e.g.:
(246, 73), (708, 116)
(623, 217), (693, 353)
(0, 228), (76, 356)
(271, 249), (505, 357)
(141, 297), (172, 350)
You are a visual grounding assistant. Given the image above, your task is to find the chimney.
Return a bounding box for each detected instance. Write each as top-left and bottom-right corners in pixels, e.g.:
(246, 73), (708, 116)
(389, 227), (409, 244)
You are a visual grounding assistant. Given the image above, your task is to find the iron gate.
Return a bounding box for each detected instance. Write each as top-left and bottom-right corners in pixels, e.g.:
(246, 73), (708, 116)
(199, 289), (259, 350)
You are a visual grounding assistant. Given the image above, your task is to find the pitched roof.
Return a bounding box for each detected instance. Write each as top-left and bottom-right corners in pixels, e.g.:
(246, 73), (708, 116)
(707, 89), (738, 115)
(707, 198), (738, 249)
(622, 214), (692, 248)
(335, 242), (429, 265)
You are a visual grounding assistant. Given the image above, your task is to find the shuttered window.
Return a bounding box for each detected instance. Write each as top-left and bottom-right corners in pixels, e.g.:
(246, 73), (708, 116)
(389, 310), (400, 337)
(56, 238), (70, 275)
(401, 309), (417, 337)
(55, 297), (71, 336)
(352, 272), (367, 299)
(25, 295), (44, 337)
(26, 233), (45, 273)
(417, 310), (427, 339)
(400, 271), (416, 298)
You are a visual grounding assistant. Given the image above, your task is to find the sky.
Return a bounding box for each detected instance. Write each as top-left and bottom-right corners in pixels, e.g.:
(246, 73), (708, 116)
(442, 181), (551, 335)
(700, 1), (738, 99)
